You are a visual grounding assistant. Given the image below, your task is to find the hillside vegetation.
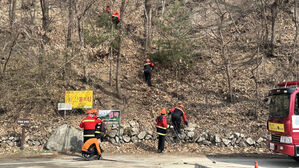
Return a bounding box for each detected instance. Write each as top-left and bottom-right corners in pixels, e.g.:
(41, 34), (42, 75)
(0, 0), (298, 152)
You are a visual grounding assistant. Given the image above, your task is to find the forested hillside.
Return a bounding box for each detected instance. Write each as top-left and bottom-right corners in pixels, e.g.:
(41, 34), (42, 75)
(0, 0), (298, 153)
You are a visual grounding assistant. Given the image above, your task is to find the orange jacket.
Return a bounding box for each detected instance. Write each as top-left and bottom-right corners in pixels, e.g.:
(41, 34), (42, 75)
(81, 138), (101, 156)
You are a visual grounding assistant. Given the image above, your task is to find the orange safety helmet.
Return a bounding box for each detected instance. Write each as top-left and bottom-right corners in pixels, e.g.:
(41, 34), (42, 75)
(160, 108), (167, 115)
(115, 10), (120, 14)
(145, 58), (150, 62)
(179, 104), (184, 108)
(87, 110), (92, 114)
(92, 109), (98, 114)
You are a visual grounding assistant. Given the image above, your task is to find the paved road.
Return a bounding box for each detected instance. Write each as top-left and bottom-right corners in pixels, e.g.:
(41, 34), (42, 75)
(0, 153), (299, 168)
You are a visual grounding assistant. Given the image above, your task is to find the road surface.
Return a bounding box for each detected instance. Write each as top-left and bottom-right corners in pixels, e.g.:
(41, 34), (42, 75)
(0, 153), (299, 168)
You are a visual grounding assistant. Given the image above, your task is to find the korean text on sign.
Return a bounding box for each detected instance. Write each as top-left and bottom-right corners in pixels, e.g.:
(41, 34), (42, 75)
(65, 91), (93, 109)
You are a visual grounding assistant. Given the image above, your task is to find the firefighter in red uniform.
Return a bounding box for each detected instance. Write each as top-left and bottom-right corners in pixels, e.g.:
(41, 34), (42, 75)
(80, 109), (101, 143)
(156, 108), (172, 153)
(112, 10), (120, 26)
(106, 6), (111, 14)
(169, 104), (188, 134)
(144, 58), (154, 87)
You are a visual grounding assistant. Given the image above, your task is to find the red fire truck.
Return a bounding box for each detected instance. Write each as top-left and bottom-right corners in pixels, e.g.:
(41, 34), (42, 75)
(267, 81), (299, 160)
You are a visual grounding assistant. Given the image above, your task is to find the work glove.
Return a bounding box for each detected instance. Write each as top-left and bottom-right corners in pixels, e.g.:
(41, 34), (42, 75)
(169, 125), (174, 129)
(184, 121), (188, 126)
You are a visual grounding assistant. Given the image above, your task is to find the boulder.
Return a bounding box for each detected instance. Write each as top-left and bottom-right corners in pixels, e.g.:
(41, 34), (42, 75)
(214, 134), (221, 143)
(123, 135), (131, 143)
(196, 137), (205, 143)
(45, 124), (83, 152)
(131, 136), (138, 143)
(131, 127), (139, 136)
(222, 138), (231, 146)
(138, 131), (147, 140)
(246, 137), (255, 146)
(257, 137), (264, 144)
(108, 130), (118, 138)
(145, 135), (152, 140)
(187, 132), (195, 138)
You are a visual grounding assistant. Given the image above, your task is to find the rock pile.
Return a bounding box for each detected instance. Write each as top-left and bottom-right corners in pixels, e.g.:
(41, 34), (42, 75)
(0, 122), (268, 151)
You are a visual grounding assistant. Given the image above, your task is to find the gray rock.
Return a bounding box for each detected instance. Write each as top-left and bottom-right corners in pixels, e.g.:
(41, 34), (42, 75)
(131, 127), (139, 136)
(45, 124), (83, 153)
(9, 137), (14, 141)
(234, 133), (240, 138)
(239, 141), (247, 147)
(229, 135), (235, 139)
(115, 136), (119, 143)
(240, 134), (245, 138)
(120, 128), (124, 136)
(187, 132), (195, 138)
(33, 141), (40, 146)
(201, 132), (208, 139)
(138, 131), (147, 140)
(203, 140), (211, 146)
(147, 130), (153, 135)
(214, 134), (221, 143)
(108, 130), (118, 138)
(180, 132), (186, 140)
(145, 135), (152, 140)
(222, 138), (231, 146)
(123, 135), (130, 143)
(196, 137), (205, 143)
(129, 121), (138, 128)
(7, 140), (14, 147)
(110, 138), (116, 144)
(257, 137), (264, 144)
(131, 136), (138, 143)
(246, 138), (255, 146)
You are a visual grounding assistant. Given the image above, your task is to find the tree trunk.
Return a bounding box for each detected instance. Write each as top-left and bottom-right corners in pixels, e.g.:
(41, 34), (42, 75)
(291, 0), (299, 64)
(40, 0), (50, 44)
(3, 33), (19, 73)
(144, 0), (152, 55)
(9, 0), (16, 30)
(65, 0), (74, 79)
(260, 0), (269, 46)
(115, 0), (126, 96)
(109, 25), (113, 86)
(270, 0), (279, 56)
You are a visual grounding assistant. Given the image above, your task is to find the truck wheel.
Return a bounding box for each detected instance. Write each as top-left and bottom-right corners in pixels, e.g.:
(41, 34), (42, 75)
(293, 157), (299, 162)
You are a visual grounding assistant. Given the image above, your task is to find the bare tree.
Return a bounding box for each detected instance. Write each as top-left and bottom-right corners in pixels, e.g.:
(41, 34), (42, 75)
(144, 0), (153, 54)
(64, 0), (74, 79)
(77, 0), (96, 80)
(116, 0), (127, 96)
(290, 0), (299, 64)
(269, 0), (282, 56)
(40, 0), (50, 44)
(2, 33), (19, 73)
(8, 0), (17, 30)
(215, 0), (233, 102)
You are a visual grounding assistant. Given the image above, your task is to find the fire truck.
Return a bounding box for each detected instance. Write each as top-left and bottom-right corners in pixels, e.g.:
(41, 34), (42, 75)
(267, 81), (299, 160)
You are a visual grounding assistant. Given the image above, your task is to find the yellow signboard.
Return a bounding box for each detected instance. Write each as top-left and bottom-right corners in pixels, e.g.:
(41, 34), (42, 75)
(268, 122), (284, 133)
(65, 91), (93, 109)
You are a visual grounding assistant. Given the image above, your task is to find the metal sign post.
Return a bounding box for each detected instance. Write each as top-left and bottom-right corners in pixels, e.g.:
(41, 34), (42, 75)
(17, 119), (30, 150)
(58, 103), (72, 118)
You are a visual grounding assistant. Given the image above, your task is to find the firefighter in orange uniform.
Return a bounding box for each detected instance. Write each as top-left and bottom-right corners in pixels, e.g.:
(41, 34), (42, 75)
(80, 109), (101, 143)
(144, 58), (154, 87)
(81, 137), (102, 160)
(112, 10), (120, 26)
(169, 104), (188, 134)
(156, 108), (172, 153)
